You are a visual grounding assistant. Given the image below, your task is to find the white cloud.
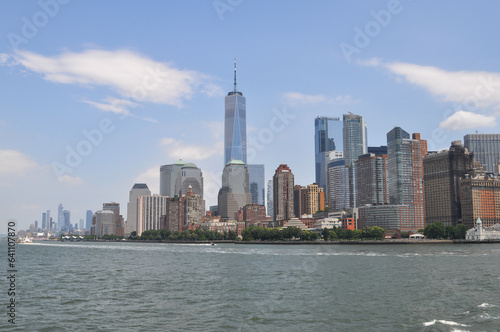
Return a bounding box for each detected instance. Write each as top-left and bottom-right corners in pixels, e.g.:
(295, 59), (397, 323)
(204, 121), (224, 140)
(81, 97), (137, 116)
(440, 110), (496, 130)
(282, 92), (353, 107)
(372, 59), (500, 110)
(8, 49), (222, 108)
(0, 150), (38, 176)
(57, 175), (84, 185)
(133, 167), (159, 194)
(159, 137), (223, 161)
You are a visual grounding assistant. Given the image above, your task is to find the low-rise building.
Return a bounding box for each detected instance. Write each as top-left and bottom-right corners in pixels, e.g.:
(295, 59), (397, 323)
(466, 218), (500, 240)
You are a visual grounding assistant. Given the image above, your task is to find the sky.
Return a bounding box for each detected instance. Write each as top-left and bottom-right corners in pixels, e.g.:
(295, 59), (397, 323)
(1, 0), (500, 231)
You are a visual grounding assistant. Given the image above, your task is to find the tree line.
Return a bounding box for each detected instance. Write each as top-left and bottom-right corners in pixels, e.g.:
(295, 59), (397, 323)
(422, 222), (468, 239)
(129, 228), (238, 241)
(241, 226), (385, 241)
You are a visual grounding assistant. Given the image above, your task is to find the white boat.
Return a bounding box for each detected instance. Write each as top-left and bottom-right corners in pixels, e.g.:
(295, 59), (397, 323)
(17, 237), (33, 244)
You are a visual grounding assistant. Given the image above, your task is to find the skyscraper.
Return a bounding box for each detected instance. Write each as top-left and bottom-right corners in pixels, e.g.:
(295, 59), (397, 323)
(273, 164), (295, 223)
(314, 116), (342, 190)
(464, 134), (500, 174)
(57, 203), (64, 230)
(387, 128), (427, 230)
(327, 159), (351, 209)
(267, 179), (273, 217)
(160, 160), (203, 198)
(224, 60), (247, 165)
(126, 183), (151, 235)
(86, 210), (93, 231)
(63, 210), (71, 231)
(343, 112), (367, 167)
(42, 212), (46, 230)
(247, 164), (265, 206)
(423, 141), (474, 226)
(355, 153), (388, 206)
(218, 160), (252, 220)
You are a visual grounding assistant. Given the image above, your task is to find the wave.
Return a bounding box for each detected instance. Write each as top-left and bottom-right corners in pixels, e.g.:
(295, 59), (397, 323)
(423, 319), (468, 327)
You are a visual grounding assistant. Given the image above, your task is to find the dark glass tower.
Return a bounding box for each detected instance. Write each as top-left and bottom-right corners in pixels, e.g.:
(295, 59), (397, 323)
(224, 60), (247, 165)
(314, 116), (342, 190)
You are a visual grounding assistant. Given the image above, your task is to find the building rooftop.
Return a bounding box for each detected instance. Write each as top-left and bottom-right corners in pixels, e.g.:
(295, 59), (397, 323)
(132, 183), (149, 189)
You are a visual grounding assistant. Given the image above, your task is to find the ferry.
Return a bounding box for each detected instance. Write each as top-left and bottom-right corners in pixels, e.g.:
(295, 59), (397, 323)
(17, 237), (33, 244)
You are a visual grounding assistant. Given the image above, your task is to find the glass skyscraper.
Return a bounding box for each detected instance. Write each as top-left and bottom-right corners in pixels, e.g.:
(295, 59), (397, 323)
(224, 61), (247, 165)
(314, 116), (342, 190)
(464, 134), (500, 174)
(247, 164), (265, 206)
(343, 112), (367, 167)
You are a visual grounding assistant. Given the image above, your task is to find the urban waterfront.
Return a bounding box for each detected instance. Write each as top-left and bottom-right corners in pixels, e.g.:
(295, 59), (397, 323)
(3, 241), (500, 331)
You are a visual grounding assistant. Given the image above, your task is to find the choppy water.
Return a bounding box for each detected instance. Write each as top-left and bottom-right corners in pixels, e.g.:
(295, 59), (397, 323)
(2, 241), (500, 331)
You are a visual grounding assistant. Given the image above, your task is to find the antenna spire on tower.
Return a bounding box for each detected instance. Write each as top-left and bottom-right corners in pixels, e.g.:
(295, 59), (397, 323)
(234, 58), (237, 92)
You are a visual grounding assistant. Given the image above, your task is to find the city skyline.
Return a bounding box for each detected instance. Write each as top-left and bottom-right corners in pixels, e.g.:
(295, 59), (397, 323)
(2, 1), (500, 231)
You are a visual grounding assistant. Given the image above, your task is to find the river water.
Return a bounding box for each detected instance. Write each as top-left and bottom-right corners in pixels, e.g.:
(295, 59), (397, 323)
(2, 241), (500, 331)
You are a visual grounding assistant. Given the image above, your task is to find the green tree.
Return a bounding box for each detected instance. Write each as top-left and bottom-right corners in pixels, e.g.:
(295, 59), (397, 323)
(321, 228), (330, 241)
(455, 224), (468, 239)
(424, 222), (446, 239)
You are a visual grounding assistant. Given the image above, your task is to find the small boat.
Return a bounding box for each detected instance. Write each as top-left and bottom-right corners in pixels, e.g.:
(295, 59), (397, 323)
(17, 237), (33, 244)
(211, 242), (215, 246)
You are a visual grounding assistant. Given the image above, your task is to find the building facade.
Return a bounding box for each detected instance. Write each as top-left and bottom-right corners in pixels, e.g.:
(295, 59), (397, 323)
(423, 141), (474, 226)
(460, 175), (500, 228)
(137, 195), (168, 236)
(160, 160), (203, 198)
(247, 164), (265, 206)
(315, 116), (343, 191)
(355, 153), (388, 207)
(358, 204), (411, 230)
(464, 134), (500, 174)
(218, 160), (252, 220)
(273, 164), (295, 222)
(126, 183), (151, 235)
(327, 159), (351, 209)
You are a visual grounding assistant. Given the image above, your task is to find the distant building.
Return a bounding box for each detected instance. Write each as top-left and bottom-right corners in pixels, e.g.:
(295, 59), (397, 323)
(464, 134), (500, 174)
(273, 164), (295, 223)
(358, 204), (411, 230)
(466, 218), (500, 240)
(160, 160), (203, 198)
(91, 210), (116, 237)
(137, 195), (168, 236)
(247, 164), (265, 206)
(86, 210), (93, 231)
(267, 180), (273, 217)
(103, 202), (124, 237)
(218, 160), (252, 220)
(327, 159), (350, 209)
(126, 183), (151, 235)
(242, 204), (267, 226)
(63, 210), (71, 231)
(294, 183), (325, 217)
(57, 203), (64, 230)
(355, 153), (388, 207)
(423, 141), (474, 226)
(315, 116), (343, 191)
(282, 218), (308, 230)
(460, 174), (500, 228)
(368, 146), (387, 156)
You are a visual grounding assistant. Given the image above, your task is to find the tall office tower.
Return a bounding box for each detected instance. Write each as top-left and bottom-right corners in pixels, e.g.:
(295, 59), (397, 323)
(293, 185), (305, 217)
(355, 153), (388, 207)
(460, 175), (500, 228)
(57, 203), (64, 230)
(327, 159), (350, 209)
(137, 195), (168, 236)
(42, 212), (47, 230)
(273, 164), (295, 222)
(387, 128), (427, 230)
(162, 196), (185, 233)
(63, 210), (71, 230)
(91, 210), (116, 237)
(218, 160), (252, 220)
(46, 210), (51, 231)
(247, 164), (265, 205)
(424, 141), (474, 226)
(464, 134), (500, 174)
(126, 183), (151, 235)
(224, 60), (247, 165)
(267, 179), (273, 217)
(184, 185), (205, 227)
(368, 146), (387, 156)
(86, 210), (93, 231)
(343, 112), (367, 209)
(314, 116), (343, 191)
(160, 160), (203, 198)
(79, 219), (84, 229)
(343, 112), (367, 166)
(103, 202), (125, 236)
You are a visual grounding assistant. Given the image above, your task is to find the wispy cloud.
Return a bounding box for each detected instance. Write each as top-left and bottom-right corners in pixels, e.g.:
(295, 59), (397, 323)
(57, 174), (84, 185)
(159, 137), (223, 161)
(282, 92), (354, 107)
(440, 110), (496, 130)
(133, 166), (159, 194)
(4, 49), (224, 116)
(0, 150), (38, 176)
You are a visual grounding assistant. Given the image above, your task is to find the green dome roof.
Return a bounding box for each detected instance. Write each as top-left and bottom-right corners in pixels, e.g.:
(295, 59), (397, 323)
(226, 159), (245, 166)
(182, 162), (198, 169)
(173, 159), (186, 166)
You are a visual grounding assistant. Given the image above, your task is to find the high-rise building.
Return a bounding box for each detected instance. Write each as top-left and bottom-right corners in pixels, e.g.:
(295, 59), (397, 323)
(273, 164), (295, 222)
(343, 112), (367, 167)
(267, 179), (273, 217)
(224, 60), (247, 165)
(86, 210), (93, 231)
(103, 202), (124, 237)
(162, 196), (185, 233)
(387, 128), (427, 230)
(63, 210), (71, 231)
(137, 195), (168, 236)
(184, 185), (205, 227)
(46, 210), (51, 231)
(423, 141), (474, 226)
(464, 134), (500, 174)
(57, 203), (64, 230)
(355, 153), (388, 206)
(247, 164), (265, 206)
(327, 159), (351, 209)
(315, 116), (343, 191)
(218, 160), (252, 220)
(368, 146), (387, 156)
(91, 210), (116, 237)
(42, 212), (46, 230)
(160, 160), (203, 198)
(126, 183), (151, 235)
(460, 175), (500, 228)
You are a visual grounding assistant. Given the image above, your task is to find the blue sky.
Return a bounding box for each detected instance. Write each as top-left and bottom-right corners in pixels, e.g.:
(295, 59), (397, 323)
(2, 0), (500, 231)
